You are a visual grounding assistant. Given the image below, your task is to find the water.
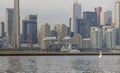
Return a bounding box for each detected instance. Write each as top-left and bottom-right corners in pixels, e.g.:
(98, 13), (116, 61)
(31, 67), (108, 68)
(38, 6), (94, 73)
(0, 56), (120, 73)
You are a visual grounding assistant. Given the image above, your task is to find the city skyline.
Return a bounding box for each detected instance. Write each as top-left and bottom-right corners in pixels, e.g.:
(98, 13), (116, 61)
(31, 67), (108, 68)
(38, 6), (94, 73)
(0, 0), (117, 25)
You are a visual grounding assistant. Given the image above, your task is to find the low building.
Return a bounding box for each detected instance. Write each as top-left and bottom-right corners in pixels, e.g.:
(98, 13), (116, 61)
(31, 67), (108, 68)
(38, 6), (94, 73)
(83, 38), (90, 49)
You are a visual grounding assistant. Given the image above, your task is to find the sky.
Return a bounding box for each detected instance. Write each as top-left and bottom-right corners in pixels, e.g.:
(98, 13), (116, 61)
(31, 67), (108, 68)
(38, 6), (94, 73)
(0, 0), (117, 27)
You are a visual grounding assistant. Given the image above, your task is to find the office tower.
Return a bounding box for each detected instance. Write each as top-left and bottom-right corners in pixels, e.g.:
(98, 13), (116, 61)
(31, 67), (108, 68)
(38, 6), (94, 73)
(0, 22), (5, 38)
(6, 8), (13, 44)
(105, 29), (116, 49)
(116, 28), (120, 46)
(12, 0), (20, 48)
(90, 27), (102, 49)
(70, 1), (82, 34)
(115, 0), (120, 28)
(83, 12), (97, 26)
(22, 15), (37, 44)
(39, 23), (50, 49)
(101, 25), (112, 48)
(55, 24), (68, 38)
(100, 11), (112, 25)
(77, 19), (90, 38)
(95, 7), (102, 24)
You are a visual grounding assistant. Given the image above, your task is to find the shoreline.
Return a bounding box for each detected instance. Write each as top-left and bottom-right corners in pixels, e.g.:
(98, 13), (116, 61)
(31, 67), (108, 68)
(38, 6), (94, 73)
(0, 51), (119, 56)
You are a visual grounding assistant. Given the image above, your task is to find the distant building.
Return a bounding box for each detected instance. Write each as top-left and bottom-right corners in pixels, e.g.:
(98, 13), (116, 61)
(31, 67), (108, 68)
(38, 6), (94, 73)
(115, 0), (120, 28)
(77, 19), (91, 38)
(55, 24), (68, 38)
(50, 30), (57, 37)
(90, 27), (102, 49)
(70, 1), (82, 34)
(116, 28), (120, 46)
(100, 11), (112, 25)
(101, 25), (112, 48)
(6, 8), (13, 44)
(71, 34), (82, 49)
(0, 22), (5, 38)
(83, 38), (90, 49)
(39, 23), (50, 49)
(22, 15), (37, 44)
(95, 7), (102, 24)
(105, 29), (116, 49)
(83, 11), (97, 26)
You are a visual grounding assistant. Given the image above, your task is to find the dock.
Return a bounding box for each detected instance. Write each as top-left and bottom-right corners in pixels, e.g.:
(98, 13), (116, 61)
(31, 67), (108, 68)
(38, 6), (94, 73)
(0, 51), (119, 56)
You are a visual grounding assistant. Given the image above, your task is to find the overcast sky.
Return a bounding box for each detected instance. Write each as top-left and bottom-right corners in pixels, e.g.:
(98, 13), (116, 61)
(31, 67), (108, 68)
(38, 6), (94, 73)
(0, 0), (117, 26)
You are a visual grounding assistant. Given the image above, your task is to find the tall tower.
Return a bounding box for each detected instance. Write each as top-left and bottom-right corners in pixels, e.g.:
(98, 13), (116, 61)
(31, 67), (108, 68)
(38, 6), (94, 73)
(95, 7), (102, 24)
(70, 0), (82, 34)
(12, 0), (20, 48)
(115, 0), (120, 28)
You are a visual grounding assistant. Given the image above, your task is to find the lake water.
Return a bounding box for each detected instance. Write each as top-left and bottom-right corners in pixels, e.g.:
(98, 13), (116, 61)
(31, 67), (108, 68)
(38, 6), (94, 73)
(0, 55), (120, 73)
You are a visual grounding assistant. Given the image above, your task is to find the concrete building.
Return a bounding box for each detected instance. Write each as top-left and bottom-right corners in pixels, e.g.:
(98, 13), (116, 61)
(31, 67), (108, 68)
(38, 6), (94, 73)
(90, 27), (102, 49)
(100, 11), (112, 25)
(70, 1), (82, 34)
(6, 8), (13, 44)
(72, 34), (82, 49)
(83, 38), (90, 49)
(95, 7), (102, 24)
(22, 15), (37, 44)
(55, 24), (68, 38)
(115, 0), (120, 28)
(12, 0), (20, 48)
(0, 22), (5, 38)
(39, 23), (50, 49)
(105, 29), (116, 49)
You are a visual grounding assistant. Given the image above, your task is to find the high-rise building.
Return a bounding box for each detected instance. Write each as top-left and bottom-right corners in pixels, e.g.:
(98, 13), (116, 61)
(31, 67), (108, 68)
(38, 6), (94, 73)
(83, 12), (97, 26)
(100, 11), (112, 25)
(12, 0), (20, 48)
(39, 23), (50, 49)
(105, 29), (116, 49)
(22, 15), (37, 44)
(6, 8), (13, 44)
(55, 24), (68, 38)
(90, 27), (102, 49)
(95, 7), (102, 24)
(70, 1), (82, 34)
(115, 0), (120, 28)
(77, 19), (91, 38)
(0, 22), (5, 38)
(116, 28), (120, 46)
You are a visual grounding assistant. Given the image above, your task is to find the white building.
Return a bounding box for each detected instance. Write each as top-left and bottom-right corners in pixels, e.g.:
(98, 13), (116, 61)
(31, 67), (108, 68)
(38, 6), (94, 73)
(70, 1), (82, 34)
(115, 0), (120, 28)
(105, 29), (116, 49)
(90, 27), (102, 49)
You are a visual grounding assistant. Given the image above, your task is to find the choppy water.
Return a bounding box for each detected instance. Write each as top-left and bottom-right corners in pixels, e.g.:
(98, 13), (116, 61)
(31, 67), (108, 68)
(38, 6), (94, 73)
(0, 56), (120, 73)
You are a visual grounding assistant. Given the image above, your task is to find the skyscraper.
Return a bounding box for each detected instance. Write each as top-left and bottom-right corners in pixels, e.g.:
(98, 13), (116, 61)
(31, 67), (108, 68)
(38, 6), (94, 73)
(95, 7), (102, 24)
(115, 0), (120, 28)
(55, 24), (68, 38)
(83, 11), (97, 26)
(70, 1), (82, 34)
(100, 11), (112, 25)
(6, 8), (13, 44)
(22, 15), (37, 44)
(90, 27), (102, 49)
(0, 22), (5, 38)
(39, 23), (50, 49)
(12, 0), (20, 48)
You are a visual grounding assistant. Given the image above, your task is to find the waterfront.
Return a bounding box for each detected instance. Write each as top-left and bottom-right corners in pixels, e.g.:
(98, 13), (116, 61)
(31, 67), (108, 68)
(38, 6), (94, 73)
(0, 56), (120, 73)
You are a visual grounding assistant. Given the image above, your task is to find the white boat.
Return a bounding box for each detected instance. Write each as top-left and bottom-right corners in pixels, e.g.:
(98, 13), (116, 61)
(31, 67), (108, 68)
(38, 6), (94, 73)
(99, 51), (102, 58)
